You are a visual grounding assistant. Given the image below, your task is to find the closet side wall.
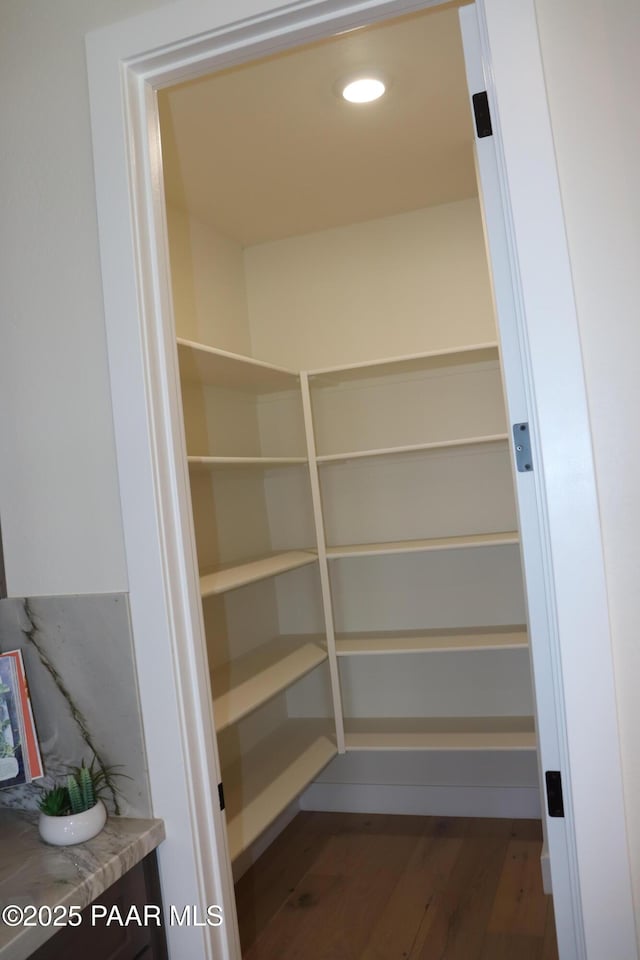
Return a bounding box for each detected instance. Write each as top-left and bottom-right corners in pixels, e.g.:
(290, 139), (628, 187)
(167, 206), (272, 571)
(166, 202), (251, 352)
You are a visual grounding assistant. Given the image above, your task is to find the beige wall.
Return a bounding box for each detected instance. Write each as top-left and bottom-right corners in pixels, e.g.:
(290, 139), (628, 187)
(166, 203), (252, 351)
(2, 0), (639, 929)
(245, 199), (496, 369)
(535, 0), (640, 926)
(0, 0), (178, 597)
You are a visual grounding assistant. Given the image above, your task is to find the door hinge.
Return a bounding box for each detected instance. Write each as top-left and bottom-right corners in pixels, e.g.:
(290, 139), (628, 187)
(218, 782), (225, 811)
(472, 91), (493, 138)
(513, 422), (533, 472)
(545, 771), (565, 818)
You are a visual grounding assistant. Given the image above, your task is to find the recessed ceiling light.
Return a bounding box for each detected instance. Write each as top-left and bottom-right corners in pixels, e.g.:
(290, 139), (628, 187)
(341, 77), (386, 104)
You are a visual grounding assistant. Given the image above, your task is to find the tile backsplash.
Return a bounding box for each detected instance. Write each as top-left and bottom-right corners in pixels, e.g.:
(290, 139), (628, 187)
(0, 594), (151, 817)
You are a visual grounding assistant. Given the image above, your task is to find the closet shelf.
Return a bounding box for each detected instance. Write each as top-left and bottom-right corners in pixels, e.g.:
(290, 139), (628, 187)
(335, 626), (528, 656)
(212, 638), (328, 731)
(188, 456), (307, 469)
(224, 721), (337, 861)
(177, 337), (299, 393)
(326, 531), (519, 560)
(316, 434), (509, 464)
(200, 550), (317, 596)
(344, 716), (536, 751)
(307, 342), (499, 385)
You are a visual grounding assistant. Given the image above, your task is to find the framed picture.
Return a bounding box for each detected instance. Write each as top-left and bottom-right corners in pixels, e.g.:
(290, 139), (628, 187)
(0, 650), (43, 788)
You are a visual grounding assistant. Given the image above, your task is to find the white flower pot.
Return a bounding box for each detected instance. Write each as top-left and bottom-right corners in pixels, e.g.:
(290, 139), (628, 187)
(38, 800), (107, 846)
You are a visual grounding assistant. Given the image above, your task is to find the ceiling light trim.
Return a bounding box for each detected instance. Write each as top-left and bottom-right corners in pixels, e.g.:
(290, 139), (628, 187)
(341, 75), (386, 102)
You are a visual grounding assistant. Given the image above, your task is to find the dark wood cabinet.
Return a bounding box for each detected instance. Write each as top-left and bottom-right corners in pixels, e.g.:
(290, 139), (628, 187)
(30, 853), (168, 960)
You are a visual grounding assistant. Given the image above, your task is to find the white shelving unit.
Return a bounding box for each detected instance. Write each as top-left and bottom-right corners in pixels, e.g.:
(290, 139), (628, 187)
(175, 336), (335, 865)
(173, 326), (533, 865)
(177, 337), (299, 392)
(199, 550), (317, 596)
(224, 721), (337, 862)
(188, 456), (307, 469)
(343, 717), (536, 751)
(174, 330), (532, 859)
(307, 342), (500, 383)
(335, 626), (528, 656)
(315, 433), (508, 464)
(212, 637), (328, 731)
(325, 531), (519, 560)
(302, 344), (529, 758)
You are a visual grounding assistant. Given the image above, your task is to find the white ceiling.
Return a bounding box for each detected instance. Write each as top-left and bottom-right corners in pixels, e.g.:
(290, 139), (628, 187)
(159, 3), (476, 247)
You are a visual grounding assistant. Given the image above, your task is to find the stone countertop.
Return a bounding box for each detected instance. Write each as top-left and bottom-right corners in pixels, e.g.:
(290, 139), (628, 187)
(0, 808), (165, 960)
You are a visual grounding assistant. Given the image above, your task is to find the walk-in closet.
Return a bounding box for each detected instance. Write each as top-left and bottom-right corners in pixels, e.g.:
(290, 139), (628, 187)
(159, 0), (537, 920)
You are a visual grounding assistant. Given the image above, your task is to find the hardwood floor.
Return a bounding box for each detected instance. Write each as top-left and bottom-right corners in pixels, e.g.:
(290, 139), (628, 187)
(235, 812), (559, 960)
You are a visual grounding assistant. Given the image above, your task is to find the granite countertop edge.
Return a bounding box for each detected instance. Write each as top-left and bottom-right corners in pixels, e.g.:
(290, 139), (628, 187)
(0, 809), (165, 960)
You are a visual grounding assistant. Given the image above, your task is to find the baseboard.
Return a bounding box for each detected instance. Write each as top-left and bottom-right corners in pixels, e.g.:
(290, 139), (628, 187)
(300, 781), (542, 819)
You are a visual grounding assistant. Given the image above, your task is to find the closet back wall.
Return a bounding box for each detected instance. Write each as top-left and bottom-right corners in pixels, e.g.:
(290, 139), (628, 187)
(245, 197), (494, 368)
(167, 197), (493, 364)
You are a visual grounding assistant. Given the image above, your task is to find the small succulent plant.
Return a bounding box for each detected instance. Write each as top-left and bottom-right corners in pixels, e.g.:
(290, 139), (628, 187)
(38, 758), (123, 817)
(66, 756), (125, 806)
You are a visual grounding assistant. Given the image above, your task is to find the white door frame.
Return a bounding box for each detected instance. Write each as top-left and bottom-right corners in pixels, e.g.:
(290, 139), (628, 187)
(85, 2), (635, 958)
(459, 6), (634, 957)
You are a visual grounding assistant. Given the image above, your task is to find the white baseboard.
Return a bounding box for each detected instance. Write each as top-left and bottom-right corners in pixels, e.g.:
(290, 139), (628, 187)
(300, 781), (542, 819)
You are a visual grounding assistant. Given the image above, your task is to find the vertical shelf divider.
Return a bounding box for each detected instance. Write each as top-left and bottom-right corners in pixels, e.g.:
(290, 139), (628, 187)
(299, 372), (346, 753)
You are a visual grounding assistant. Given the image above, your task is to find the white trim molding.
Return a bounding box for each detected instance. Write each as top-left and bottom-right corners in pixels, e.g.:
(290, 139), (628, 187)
(461, 3), (636, 958)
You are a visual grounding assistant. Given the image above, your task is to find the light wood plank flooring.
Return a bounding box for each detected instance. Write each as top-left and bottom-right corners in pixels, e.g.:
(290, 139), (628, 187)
(235, 812), (558, 960)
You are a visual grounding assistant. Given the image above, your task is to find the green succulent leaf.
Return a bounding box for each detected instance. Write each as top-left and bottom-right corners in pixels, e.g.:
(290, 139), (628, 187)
(66, 773), (85, 814)
(38, 786), (71, 817)
(79, 764), (95, 810)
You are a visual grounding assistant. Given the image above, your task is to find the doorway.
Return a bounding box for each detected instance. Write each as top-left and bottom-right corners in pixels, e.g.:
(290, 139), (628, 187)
(157, 2), (549, 954)
(85, 1), (635, 958)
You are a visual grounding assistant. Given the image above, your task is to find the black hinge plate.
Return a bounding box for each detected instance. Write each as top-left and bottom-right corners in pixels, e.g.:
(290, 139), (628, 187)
(472, 91), (493, 138)
(218, 782), (225, 811)
(545, 771), (565, 818)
